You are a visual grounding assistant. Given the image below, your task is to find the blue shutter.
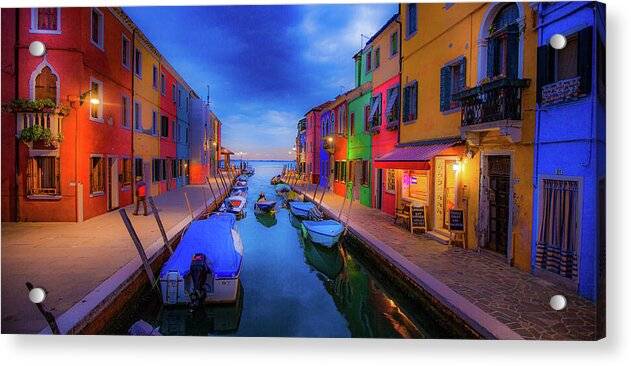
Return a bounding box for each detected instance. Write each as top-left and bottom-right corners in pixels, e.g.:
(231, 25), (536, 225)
(411, 82), (418, 120)
(487, 37), (497, 78)
(536, 45), (550, 104)
(458, 58), (466, 91)
(506, 25), (520, 79)
(577, 26), (593, 95)
(440, 65), (452, 112)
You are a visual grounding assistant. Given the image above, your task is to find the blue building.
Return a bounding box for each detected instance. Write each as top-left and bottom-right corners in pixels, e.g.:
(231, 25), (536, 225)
(319, 109), (335, 189)
(532, 1), (605, 303)
(176, 82), (192, 187)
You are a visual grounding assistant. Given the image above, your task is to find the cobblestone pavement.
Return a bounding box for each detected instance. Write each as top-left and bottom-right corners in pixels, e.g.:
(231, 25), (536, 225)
(294, 181), (597, 340)
(1, 174), (232, 334)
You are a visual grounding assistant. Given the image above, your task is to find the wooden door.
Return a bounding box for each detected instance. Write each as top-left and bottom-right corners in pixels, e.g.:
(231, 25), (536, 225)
(486, 156), (510, 255)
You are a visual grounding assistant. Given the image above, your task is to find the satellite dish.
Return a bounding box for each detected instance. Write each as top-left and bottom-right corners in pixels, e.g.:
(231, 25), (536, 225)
(29, 41), (46, 57)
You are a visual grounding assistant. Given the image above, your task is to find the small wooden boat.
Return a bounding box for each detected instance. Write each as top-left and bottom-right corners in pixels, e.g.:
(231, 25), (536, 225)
(231, 186), (248, 195)
(159, 213), (243, 306)
(270, 176), (281, 185)
(288, 201), (315, 219)
(254, 200), (276, 213)
(301, 220), (344, 248)
(235, 180), (247, 187)
(237, 175), (248, 182)
(274, 183), (291, 194)
(220, 196), (247, 217)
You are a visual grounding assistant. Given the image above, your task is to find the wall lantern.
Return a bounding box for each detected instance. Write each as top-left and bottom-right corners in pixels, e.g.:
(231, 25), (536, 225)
(29, 41), (46, 57)
(327, 137), (333, 143)
(79, 88), (100, 106)
(452, 161), (461, 172)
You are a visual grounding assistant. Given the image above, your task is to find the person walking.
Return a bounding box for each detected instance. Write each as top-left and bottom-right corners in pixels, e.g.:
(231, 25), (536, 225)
(133, 176), (148, 216)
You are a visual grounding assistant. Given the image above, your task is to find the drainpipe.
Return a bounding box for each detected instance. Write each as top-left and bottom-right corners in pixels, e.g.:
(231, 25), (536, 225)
(14, 9), (20, 221)
(131, 28), (136, 203)
(395, 11), (402, 145)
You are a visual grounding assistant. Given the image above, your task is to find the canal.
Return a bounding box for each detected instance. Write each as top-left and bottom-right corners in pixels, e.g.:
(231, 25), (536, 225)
(105, 161), (470, 338)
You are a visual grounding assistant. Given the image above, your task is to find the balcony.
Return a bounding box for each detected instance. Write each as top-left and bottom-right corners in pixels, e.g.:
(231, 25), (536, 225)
(16, 111), (64, 152)
(453, 77), (530, 144)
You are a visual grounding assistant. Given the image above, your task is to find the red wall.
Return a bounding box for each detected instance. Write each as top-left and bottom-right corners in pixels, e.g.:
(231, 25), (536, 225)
(371, 74), (400, 216)
(332, 101), (348, 197)
(160, 64), (177, 192)
(1, 9), (17, 221)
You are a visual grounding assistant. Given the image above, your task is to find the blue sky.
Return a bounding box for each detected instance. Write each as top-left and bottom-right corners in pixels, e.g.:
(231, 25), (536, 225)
(124, 3), (397, 160)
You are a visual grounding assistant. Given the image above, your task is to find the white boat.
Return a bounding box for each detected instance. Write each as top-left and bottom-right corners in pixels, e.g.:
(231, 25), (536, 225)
(301, 220), (345, 248)
(235, 180), (247, 187)
(159, 213), (243, 306)
(288, 201), (315, 219)
(221, 195), (247, 217)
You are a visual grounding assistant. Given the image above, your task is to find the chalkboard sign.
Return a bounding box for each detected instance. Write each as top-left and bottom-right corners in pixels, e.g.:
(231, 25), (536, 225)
(448, 209), (465, 233)
(410, 205), (426, 233)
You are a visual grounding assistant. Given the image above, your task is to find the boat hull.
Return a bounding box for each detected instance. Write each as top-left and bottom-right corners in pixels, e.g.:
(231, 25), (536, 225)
(302, 221), (344, 248)
(288, 202), (314, 219)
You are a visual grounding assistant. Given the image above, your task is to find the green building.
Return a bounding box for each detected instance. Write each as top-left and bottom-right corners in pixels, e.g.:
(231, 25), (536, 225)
(346, 48), (374, 207)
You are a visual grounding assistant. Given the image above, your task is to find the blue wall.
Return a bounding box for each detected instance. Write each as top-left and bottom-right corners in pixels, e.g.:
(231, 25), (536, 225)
(532, 2), (605, 301)
(176, 82), (190, 187)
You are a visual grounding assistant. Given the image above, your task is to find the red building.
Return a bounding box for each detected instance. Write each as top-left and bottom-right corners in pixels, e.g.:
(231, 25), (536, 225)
(331, 96), (349, 198)
(304, 100), (332, 184)
(159, 63), (178, 193)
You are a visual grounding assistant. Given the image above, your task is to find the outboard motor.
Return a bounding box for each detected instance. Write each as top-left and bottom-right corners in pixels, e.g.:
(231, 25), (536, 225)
(189, 253), (210, 310)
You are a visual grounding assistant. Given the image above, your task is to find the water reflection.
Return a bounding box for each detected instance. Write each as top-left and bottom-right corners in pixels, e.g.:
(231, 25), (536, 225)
(255, 212), (277, 228)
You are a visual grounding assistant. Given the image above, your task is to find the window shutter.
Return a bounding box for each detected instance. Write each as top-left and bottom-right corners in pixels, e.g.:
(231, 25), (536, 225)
(506, 27), (520, 79)
(412, 82), (418, 119)
(577, 26), (593, 95)
(440, 65), (452, 112)
(536, 45), (550, 104)
(458, 58), (467, 91)
(486, 37), (497, 77)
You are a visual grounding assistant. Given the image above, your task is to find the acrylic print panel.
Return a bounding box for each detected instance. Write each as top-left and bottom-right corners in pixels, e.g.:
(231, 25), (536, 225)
(0, 1), (605, 340)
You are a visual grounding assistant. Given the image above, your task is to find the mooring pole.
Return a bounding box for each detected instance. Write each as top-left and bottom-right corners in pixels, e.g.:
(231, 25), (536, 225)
(25, 282), (60, 335)
(312, 178), (320, 202)
(218, 171), (228, 196)
(148, 197), (172, 254)
(206, 176), (218, 210)
(337, 188), (347, 221)
(119, 209), (157, 288)
(318, 184), (327, 206)
(201, 185), (208, 212)
(183, 191), (194, 220)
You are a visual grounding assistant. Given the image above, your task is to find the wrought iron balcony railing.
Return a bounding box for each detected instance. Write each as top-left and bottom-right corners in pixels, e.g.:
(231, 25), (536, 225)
(452, 78), (530, 127)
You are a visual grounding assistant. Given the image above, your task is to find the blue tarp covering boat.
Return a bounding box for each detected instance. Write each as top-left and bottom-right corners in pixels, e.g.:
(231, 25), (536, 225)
(289, 201), (315, 218)
(254, 200), (276, 213)
(275, 183), (291, 193)
(160, 213), (242, 278)
(301, 220), (344, 248)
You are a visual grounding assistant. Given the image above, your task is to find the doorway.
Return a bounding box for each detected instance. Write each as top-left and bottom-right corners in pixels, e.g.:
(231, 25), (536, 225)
(434, 157), (458, 233)
(108, 157), (119, 210)
(376, 168), (383, 209)
(486, 155), (511, 255)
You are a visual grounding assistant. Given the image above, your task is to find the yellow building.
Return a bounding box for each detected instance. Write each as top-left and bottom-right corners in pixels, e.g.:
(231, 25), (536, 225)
(132, 33), (162, 196)
(391, 2), (537, 270)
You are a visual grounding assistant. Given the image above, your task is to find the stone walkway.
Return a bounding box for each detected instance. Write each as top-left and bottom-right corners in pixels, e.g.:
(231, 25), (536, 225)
(293, 180), (597, 340)
(1, 174), (232, 334)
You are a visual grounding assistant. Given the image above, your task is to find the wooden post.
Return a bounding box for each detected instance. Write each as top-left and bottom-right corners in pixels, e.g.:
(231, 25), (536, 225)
(312, 179), (319, 201)
(148, 197), (172, 254)
(201, 185), (208, 212)
(118, 209), (157, 287)
(206, 176), (218, 209)
(25, 282), (60, 335)
(218, 171), (228, 197)
(337, 191), (347, 221)
(183, 191), (194, 220)
(318, 184), (327, 206)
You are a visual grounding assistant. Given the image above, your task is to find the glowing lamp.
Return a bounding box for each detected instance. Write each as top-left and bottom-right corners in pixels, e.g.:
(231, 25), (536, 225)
(327, 137), (333, 142)
(89, 97), (100, 105)
(452, 162), (461, 172)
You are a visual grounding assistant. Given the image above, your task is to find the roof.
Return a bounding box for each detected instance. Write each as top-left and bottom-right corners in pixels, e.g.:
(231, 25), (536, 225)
(365, 13), (400, 47)
(305, 100), (334, 116)
(221, 147), (235, 155)
(375, 137), (462, 162)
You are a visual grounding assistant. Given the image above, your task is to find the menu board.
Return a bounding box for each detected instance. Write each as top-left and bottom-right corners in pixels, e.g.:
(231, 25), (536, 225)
(448, 209), (465, 233)
(410, 205), (426, 233)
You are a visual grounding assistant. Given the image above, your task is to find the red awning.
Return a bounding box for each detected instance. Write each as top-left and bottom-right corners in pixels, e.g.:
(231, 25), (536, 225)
(374, 137), (461, 170)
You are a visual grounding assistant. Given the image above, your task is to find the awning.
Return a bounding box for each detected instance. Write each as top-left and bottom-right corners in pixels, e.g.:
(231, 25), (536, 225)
(374, 137), (462, 170)
(221, 147), (235, 155)
(385, 87), (399, 115)
(368, 94), (381, 121)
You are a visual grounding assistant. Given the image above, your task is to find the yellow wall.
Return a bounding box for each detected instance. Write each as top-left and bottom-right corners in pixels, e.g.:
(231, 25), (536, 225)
(400, 2), (537, 270)
(133, 39), (161, 195)
(371, 16), (400, 88)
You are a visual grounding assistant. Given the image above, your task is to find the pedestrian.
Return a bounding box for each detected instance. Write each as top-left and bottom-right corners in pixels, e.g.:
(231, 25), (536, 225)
(133, 176), (148, 216)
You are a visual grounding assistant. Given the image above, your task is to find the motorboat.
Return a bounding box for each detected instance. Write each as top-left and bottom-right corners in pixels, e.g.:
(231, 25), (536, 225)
(159, 213), (243, 306)
(301, 220), (345, 248)
(221, 195), (247, 217)
(231, 185), (248, 195)
(270, 175), (282, 185)
(235, 180), (248, 188)
(288, 201), (315, 219)
(244, 167), (255, 176)
(254, 199), (276, 214)
(274, 183), (291, 194)
(237, 175), (248, 182)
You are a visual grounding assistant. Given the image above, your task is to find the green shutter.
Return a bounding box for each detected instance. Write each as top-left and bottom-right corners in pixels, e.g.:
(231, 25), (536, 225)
(440, 65), (452, 112)
(506, 25), (520, 79)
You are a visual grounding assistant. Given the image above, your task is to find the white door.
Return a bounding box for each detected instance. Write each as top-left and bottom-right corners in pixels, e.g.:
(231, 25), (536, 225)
(109, 158), (119, 209)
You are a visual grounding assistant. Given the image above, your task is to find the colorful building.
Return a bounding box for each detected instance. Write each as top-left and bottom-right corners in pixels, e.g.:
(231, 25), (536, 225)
(319, 108), (335, 189)
(346, 48), (373, 207)
(367, 14), (400, 216)
(296, 118), (306, 174)
(1, 7), (217, 222)
(330, 94), (349, 198)
(175, 82), (193, 187)
(158, 62), (178, 193)
(189, 97), (212, 184)
(304, 101), (332, 184)
(532, 2), (605, 302)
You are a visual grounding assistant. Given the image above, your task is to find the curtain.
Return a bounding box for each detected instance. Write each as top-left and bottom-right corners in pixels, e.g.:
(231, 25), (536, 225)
(536, 179), (579, 280)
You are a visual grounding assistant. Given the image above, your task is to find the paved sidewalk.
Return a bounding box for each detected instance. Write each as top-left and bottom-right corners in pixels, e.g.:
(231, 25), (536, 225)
(294, 180), (597, 340)
(1, 175), (231, 334)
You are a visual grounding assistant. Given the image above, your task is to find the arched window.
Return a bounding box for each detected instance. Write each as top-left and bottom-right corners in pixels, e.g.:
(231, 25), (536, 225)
(486, 3), (520, 79)
(34, 66), (58, 102)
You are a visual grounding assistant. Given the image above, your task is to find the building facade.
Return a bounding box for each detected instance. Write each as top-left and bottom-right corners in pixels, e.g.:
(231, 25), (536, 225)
(532, 2), (605, 302)
(158, 62), (178, 193)
(189, 97), (212, 184)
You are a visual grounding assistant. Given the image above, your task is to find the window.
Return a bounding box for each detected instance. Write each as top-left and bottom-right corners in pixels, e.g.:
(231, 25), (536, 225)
(375, 48), (380, 69)
(122, 158), (132, 187)
(385, 86), (400, 126)
(172, 84), (176, 102)
(90, 8), (104, 49)
(486, 3), (519, 79)
(90, 156), (105, 194)
(403, 81), (418, 122)
(134, 101), (142, 130)
(151, 110), (158, 135)
(152, 159), (161, 183)
(135, 158), (143, 179)
(152, 65), (158, 89)
(334, 161), (347, 182)
(440, 57), (466, 112)
(34, 66), (58, 102)
(173, 121), (178, 141)
(121, 95), (130, 128)
(89, 78), (103, 121)
(172, 159), (178, 178)
(555, 35), (578, 81)
(160, 116), (169, 138)
(336, 105), (347, 135)
(390, 32), (398, 56)
(369, 94), (382, 129)
(365, 50), (372, 73)
(27, 157), (60, 196)
(407, 4), (417, 37)
(121, 35), (130, 69)
(361, 160), (369, 186)
(178, 89), (182, 106)
(160, 73), (166, 95)
(350, 112), (355, 135)
(386, 169), (395, 193)
(30, 8), (61, 34)
(134, 48), (142, 77)
(364, 105), (370, 131)
(161, 160), (167, 181)
(535, 179), (580, 281)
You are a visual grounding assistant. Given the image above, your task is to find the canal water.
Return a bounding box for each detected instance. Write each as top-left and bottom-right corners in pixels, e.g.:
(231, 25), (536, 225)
(106, 161), (467, 338)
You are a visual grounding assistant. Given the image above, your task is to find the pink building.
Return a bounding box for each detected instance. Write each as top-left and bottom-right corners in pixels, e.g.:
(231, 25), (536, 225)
(304, 100), (332, 184)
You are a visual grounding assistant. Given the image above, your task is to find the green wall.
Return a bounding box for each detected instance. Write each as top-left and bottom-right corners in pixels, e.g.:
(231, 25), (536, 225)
(347, 91), (372, 207)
